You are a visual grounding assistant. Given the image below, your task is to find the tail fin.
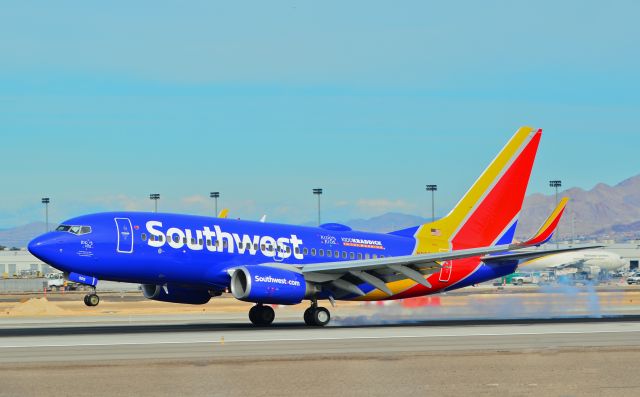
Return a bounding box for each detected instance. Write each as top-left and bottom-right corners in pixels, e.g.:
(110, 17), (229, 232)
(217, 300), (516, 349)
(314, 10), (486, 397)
(411, 126), (542, 254)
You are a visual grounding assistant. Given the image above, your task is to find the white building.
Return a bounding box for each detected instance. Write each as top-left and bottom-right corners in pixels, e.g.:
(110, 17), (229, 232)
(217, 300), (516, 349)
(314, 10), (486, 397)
(0, 249), (53, 278)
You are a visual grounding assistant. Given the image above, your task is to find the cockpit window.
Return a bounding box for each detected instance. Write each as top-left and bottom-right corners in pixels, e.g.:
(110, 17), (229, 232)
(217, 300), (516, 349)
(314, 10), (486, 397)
(55, 224), (92, 235)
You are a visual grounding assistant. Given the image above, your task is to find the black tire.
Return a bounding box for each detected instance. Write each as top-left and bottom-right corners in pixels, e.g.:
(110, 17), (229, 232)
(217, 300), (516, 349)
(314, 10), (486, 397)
(249, 305), (260, 325)
(303, 307), (314, 326)
(257, 305), (275, 326)
(88, 294), (100, 307)
(312, 307), (330, 327)
(83, 295), (90, 306)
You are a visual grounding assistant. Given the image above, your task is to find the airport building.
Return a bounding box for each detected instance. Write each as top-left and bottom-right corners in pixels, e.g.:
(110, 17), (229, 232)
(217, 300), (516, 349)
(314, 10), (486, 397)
(0, 249), (52, 278)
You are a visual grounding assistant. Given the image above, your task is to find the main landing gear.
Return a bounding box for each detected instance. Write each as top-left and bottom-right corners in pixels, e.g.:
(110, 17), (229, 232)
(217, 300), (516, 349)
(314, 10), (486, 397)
(249, 304), (275, 326)
(304, 300), (331, 327)
(83, 287), (100, 307)
(247, 302), (331, 327)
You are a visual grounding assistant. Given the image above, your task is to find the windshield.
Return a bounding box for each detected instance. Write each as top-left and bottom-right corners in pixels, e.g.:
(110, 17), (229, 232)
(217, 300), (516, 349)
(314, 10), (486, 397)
(55, 224), (92, 235)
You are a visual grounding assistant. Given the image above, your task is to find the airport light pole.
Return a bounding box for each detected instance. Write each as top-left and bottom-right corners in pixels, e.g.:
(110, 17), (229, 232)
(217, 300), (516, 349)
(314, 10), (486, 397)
(149, 193), (160, 213)
(210, 192), (220, 216)
(426, 185), (437, 223)
(312, 188), (323, 226)
(549, 180), (562, 247)
(41, 197), (50, 232)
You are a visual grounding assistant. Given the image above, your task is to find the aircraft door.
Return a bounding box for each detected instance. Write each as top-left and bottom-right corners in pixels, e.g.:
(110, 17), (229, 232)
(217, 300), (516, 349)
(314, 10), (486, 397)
(439, 261), (452, 282)
(115, 217), (134, 254)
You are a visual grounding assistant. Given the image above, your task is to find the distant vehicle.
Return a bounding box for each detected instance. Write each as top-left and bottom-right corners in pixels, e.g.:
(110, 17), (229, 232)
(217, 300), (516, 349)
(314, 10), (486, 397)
(627, 273), (640, 285)
(45, 273), (84, 291)
(511, 273), (537, 285)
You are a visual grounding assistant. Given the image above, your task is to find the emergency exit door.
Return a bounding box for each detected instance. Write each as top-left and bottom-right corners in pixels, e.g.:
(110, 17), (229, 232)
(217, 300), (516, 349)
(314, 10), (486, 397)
(115, 217), (134, 254)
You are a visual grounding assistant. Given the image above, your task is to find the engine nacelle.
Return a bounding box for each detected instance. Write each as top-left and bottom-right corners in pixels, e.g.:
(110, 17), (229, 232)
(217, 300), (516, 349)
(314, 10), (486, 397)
(230, 265), (313, 305)
(141, 284), (212, 305)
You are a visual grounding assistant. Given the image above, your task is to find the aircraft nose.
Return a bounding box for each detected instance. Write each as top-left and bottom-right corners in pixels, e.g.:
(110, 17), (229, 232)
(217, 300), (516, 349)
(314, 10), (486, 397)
(28, 233), (60, 264)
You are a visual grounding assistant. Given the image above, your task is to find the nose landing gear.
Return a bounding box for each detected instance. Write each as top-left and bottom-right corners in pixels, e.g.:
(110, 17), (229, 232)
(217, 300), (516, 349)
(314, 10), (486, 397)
(83, 287), (100, 307)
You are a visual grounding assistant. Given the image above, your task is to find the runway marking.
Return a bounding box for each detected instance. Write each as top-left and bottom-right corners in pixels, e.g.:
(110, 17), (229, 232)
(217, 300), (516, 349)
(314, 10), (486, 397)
(1, 328), (639, 349)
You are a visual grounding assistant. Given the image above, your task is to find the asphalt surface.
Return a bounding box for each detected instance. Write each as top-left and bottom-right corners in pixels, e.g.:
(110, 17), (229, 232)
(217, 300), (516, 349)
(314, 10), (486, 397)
(1, 317), (640, 396)
(1, 317), (640, 362)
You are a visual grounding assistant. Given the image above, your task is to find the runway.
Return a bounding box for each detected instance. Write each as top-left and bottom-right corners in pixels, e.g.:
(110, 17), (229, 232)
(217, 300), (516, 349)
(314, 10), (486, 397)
(1, 318), (640, 396)
(4, 290), (640, 396)
(2, 317), (640, 363)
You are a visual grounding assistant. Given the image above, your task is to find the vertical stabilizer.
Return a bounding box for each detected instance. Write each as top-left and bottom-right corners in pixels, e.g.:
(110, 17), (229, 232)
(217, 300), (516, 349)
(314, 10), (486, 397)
(412, 127), (542, 254)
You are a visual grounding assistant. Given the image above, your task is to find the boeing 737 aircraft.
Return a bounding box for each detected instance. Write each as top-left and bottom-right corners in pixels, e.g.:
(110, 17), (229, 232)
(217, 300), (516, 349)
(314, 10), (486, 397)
(28, 127), (587, 326)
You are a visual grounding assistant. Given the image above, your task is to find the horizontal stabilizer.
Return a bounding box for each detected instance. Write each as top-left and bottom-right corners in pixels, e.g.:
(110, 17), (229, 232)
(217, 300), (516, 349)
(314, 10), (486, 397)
(517, 198), (569, 247)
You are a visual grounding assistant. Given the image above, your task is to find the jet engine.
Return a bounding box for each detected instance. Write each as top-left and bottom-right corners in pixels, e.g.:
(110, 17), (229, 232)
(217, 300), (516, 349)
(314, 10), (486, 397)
(230, 265), (316, 305)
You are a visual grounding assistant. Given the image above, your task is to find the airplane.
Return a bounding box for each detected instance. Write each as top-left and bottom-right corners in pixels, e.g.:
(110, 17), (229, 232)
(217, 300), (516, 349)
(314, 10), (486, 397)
(28, 126), (591, 327)
(518, 249), (626, 276)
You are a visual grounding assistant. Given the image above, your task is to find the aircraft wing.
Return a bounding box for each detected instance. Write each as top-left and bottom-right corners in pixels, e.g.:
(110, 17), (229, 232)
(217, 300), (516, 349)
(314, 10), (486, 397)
(299, 197), (574, 296)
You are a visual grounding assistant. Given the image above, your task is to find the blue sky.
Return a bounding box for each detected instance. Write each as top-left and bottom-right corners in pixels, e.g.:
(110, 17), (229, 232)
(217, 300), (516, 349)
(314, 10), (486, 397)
(1, 1), (639, 228)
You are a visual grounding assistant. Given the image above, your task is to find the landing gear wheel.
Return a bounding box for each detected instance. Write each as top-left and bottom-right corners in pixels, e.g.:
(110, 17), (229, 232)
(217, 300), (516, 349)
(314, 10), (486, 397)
(303, 307), (314, 326)
(249, 305), (259, 324)
(84, 294), (100, 307)
(249, 305), (275, 326)
(312, 307), (330, 327)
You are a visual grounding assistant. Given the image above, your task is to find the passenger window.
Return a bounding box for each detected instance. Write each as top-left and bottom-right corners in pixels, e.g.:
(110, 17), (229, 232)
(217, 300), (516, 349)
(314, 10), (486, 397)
(223, 241), (228, 249)
(335, 250), (339, 257)
(198, 239), (203, 246)
(319, 249), (324, 256)
(173, 235), (180, 243)
(303, 248), (308, 255)
(380, 255), (385, 258)
(311, 248), (316, 256)
(141, 233), (147, 241)
(268, 245), (273, 252)
(239, 243), (243, 249)
(159, 235), (164, 242)
(357, 253), (362, 260)
(373, 254), (378, 259)
(365, 253), (370, 259)
(254, 243), (259, 250)
(261, 244), (266, 251)
(286, 246), (291, 253)
(350, 252), (355, 259)
(327, 250), (332, 258)
(191, 238), (196, 245)
(183, 237), (187, 244)
(295, 247), (300, 254)
(342, 252), (347, 259)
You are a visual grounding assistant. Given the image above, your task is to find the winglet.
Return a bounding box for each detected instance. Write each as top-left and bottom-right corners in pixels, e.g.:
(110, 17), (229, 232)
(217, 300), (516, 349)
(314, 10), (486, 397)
(217, 208), (229, 218)
(519, 197), (569, 247)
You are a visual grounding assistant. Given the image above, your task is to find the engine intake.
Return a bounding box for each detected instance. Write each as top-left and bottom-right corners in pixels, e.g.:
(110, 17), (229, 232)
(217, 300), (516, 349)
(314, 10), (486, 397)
(141, 284), (212, 305)
(230, 265), (314, 305)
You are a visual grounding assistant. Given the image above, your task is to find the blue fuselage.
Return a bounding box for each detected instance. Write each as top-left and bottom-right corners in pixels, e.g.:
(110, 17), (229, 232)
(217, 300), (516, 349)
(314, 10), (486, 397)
(29, 212), (417, 291)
